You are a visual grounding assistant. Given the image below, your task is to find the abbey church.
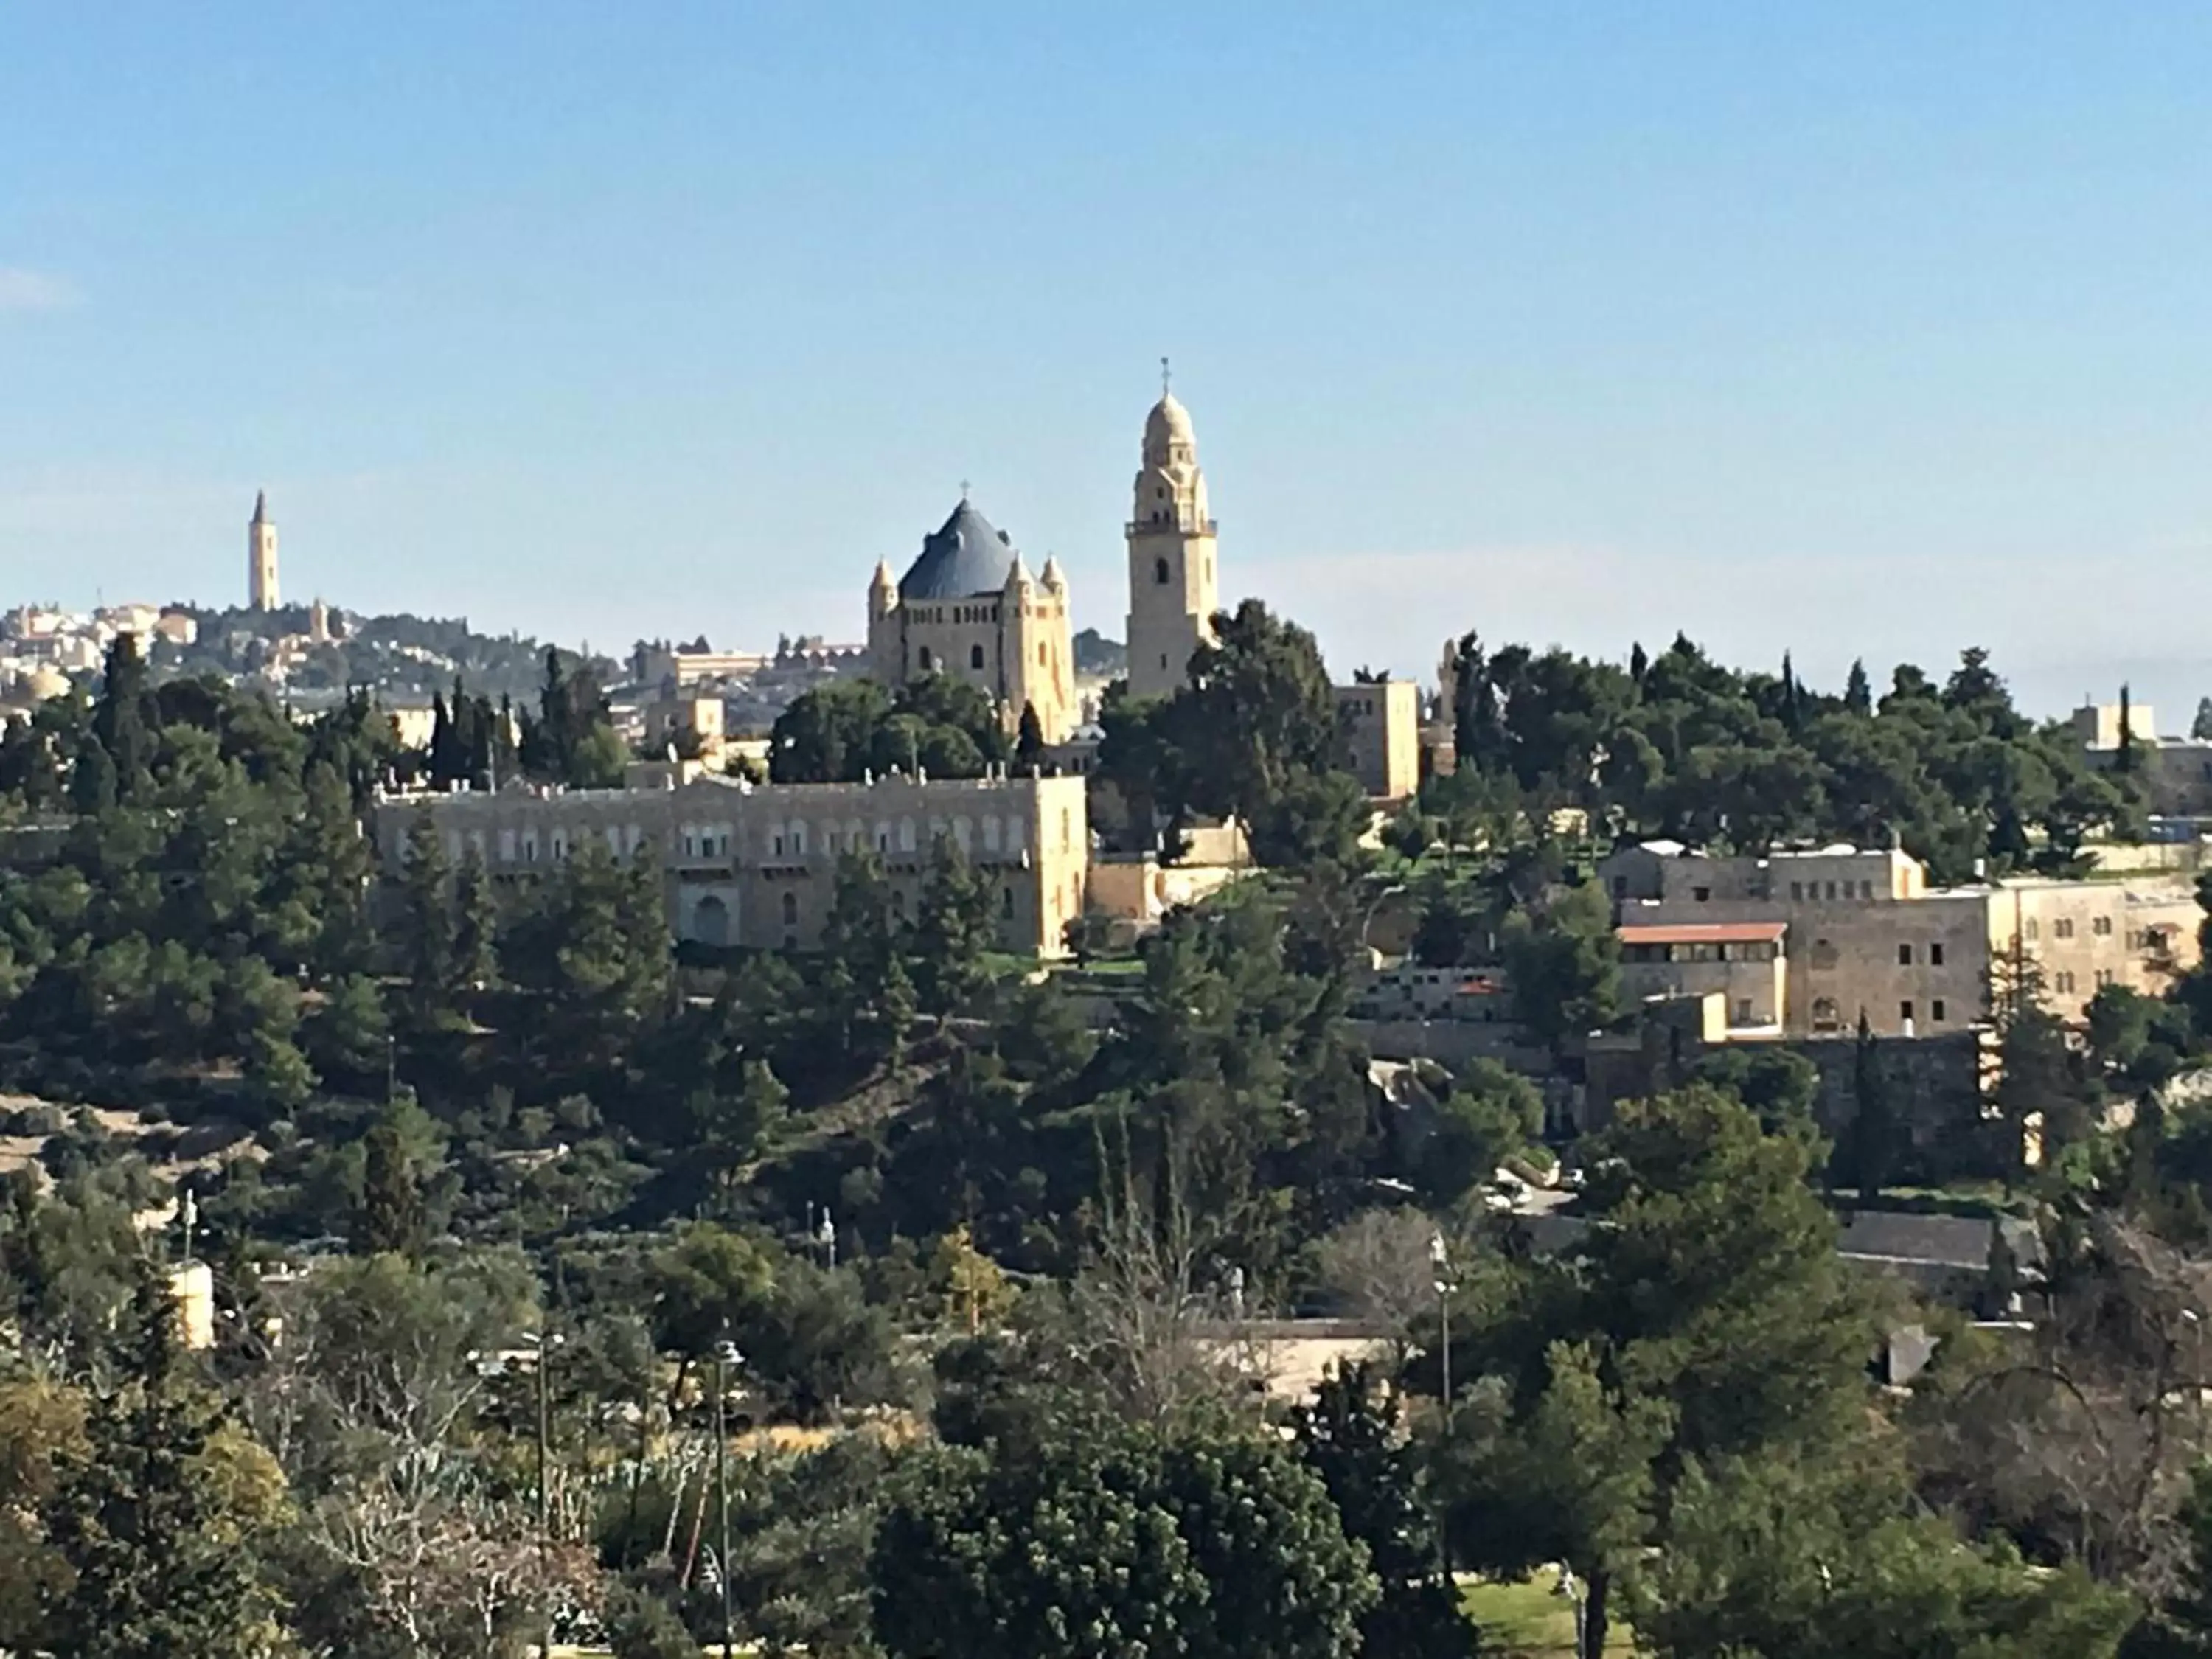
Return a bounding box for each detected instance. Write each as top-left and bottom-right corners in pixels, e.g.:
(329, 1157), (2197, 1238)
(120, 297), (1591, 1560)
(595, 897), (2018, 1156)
(863, 383), (1224, 739)
(860, 380), (1417, 799)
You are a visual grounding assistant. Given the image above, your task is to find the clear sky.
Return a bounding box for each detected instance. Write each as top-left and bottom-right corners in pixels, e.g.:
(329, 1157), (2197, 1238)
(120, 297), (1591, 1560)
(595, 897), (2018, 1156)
(5, 4), (2211, 717)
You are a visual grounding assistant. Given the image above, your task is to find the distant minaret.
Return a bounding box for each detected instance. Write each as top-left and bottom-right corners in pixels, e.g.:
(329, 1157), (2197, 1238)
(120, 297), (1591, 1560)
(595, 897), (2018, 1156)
(1125, 361), (1219, 700)
(248, 490), (280, 612)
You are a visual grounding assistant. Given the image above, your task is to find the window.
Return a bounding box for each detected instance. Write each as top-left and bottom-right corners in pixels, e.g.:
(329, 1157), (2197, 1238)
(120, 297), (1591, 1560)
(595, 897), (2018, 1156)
(1810, 997), (1841, 1032)
(918, 646), (933, 672)
(1860, 881), (1875, 899)
(1155, 556), (1171, 585)
(499, 830), (517, 862)
(1825, 882), (1838, 900)
(970, 643), (985, 671)
(1006, 815), (1024, 850)
(1898, 943), (1914, 966)
(792, 821), (808, 856)
(2092, 915), (2113, 937)
(1001, 886), (1015, 918)
(1691, 886), (1711, 903)
(876, 821), (891, 851)
(2095, 967), (2115, 988)
(780, 891), (798, 926)
(1932, 998), (1947, 1022)
(1790, 882), (1804, 900)
(1732, 998), (1754, 1025)
(1900, 1001), (1916, 1023)
(984, 816), (1002, 853)
(2054, 970), (2076, 994)
(772, 828), (785, 858)
(2054, 918), (2076, 940)
(1061, 808), (1072, 848)
(2025, 919), (2040, 941)
(899, 817), (917, 852)
(1038, 642), (1047, 666)
(1930, 942), (1944, 967)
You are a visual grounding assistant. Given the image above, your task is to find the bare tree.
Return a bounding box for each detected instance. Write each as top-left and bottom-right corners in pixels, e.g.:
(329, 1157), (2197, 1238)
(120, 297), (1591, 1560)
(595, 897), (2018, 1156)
(1913, 1216), (2212, 1597)
(1311, 1207), (1447, 1363)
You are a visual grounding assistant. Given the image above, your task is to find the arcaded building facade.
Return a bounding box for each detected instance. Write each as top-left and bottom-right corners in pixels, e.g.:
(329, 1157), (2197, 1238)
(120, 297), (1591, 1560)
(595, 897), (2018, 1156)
(369, 768), (1091, 959)
(867, 499), (1078, 743)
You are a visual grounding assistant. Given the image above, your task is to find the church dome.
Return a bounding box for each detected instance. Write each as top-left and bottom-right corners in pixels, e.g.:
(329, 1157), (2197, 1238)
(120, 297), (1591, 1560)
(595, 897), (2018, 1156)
(897, 499), (1023, 601)
(1144, 392), (1194, 460)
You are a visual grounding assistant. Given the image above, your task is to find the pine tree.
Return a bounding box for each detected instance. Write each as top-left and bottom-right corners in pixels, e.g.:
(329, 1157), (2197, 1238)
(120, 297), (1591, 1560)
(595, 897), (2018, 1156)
(1851, 1011), (1895, 1202)
(352, 1105), (426, 1257)
(398, 812), (456, 1029)
(1628, 639), (1650, 686)
(1016, 701), (1046, 773)
(453, 850), (500, 996)
(914, 837), (995, 1016)
(91, 632), (153, 803)
(41, 1268), (284, 1658)
(1843, 658), (1873, 716)
(2118, 683), (2138, 774)
(67, 731), (118, 815)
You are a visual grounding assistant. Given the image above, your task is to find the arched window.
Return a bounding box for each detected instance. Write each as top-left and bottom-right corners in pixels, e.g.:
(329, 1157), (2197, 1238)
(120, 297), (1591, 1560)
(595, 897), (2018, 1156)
(791, 820), (809, 856)
(983, 816), (1001, 852)
(1001, 886), (1015, 918)
(1810, 997), (1841, 1033)
(1037, 642), (1047, 666)
(918, 646), (934, 672)
(780, 890), (799, 926)
(953, 815), (973, 852)
(970, 643), (985, 671)
(899, 817), (917, 852)
(1154, 556), (1171, 585)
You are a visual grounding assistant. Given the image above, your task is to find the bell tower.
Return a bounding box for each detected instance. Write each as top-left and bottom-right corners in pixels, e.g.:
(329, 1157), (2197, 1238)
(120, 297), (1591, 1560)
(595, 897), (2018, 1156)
(1124, 362), (1218, 701)
(248, 490), (280, 612)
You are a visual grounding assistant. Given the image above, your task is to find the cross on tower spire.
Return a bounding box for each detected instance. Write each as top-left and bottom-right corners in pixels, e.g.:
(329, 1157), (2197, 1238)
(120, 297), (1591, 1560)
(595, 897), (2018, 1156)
(1160, 355), (1172, 397)
(960, 478), (970, 502)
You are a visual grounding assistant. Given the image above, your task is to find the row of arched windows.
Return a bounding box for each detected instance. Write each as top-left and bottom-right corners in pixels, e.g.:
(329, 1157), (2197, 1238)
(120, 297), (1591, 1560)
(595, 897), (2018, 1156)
(767, 815), (1026, 860)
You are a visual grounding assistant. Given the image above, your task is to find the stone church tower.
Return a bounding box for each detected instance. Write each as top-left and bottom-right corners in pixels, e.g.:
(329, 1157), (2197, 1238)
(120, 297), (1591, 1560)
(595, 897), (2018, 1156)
(1124, 380), (1219, 701)
(248, 490), (280, 612)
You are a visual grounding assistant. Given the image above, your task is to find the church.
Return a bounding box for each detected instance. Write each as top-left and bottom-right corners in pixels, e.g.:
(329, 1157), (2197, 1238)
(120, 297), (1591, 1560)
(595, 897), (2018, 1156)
(866, 496), (1079, 743)
(865, 380), (1222, 738)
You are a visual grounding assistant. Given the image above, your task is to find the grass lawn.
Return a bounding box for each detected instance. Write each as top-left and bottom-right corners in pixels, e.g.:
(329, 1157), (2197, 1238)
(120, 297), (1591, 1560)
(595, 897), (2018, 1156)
(1462, 1569), (1634, 1657)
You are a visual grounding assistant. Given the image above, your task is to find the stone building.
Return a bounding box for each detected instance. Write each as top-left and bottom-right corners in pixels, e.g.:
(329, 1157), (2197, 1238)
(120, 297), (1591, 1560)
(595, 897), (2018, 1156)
(868, 498), (1078, 742)
(2072, 699), (2212, 819)
(1125, 385), (1220, 702)
(1335, 681), (1422, 802)
(248, 491), (279, 612)
(368, 767), (1090, 958)
(1598, 841), (2199, 1036)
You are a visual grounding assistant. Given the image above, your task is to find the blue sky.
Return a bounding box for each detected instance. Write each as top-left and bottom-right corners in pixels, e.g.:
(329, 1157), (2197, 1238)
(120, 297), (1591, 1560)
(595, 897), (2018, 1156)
(5, 4), (2211, 717)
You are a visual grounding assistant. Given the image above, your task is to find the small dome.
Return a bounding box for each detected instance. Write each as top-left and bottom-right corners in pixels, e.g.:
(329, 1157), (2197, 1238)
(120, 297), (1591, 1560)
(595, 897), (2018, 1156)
(1144, 392), (1194, 459)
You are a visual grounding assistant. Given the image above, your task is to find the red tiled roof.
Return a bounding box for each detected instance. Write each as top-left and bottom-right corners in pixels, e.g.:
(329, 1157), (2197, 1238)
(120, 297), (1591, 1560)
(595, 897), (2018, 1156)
(1617, 922), (1787, 947)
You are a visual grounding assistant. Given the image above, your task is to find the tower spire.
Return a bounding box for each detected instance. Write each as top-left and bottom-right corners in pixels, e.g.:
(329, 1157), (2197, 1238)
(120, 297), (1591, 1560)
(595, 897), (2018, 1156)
(1161, 355), (1171, 397)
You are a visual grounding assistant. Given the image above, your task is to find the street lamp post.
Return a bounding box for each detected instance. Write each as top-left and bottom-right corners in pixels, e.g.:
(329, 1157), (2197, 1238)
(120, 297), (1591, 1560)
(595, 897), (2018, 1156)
(1430, 1230), (1454, 1581)
(712, 1338), (744, 1659)
(524, 1331), (563, 1659)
